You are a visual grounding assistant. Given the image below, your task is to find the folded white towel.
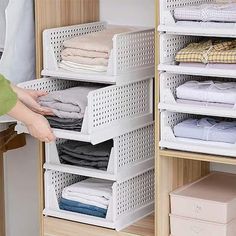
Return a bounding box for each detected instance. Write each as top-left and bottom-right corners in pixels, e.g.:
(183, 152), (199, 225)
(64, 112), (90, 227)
(62, 178), (113, 209)
(59, 60), (107, 73)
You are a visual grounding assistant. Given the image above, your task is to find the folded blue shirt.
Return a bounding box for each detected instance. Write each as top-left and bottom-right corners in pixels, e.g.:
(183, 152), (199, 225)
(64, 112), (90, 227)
(59, 198), (107, 218)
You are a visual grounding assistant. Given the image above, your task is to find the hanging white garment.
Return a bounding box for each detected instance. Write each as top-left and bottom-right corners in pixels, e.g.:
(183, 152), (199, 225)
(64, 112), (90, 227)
(0, 0), (9, 51)
(0, 0), (35, 83)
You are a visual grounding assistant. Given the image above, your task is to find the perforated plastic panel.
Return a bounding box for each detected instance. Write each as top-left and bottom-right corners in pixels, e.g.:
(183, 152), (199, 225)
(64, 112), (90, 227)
(18, 77), (80, 92)
(163, 112), (194, 129)
(116, 169), (154, 216)
(89, 79), (152, 130)
(50, 171), (86, 201)
(45, 169), (154, 223)
(18, 78), (153, 138)
(43, 21), (155, 80)
(45, 22), (106, 63)
(114, 30), (155, 74)
(116, 124), (154, 169)
(160, 74), (235, 101)
(160, 34), (201, 63)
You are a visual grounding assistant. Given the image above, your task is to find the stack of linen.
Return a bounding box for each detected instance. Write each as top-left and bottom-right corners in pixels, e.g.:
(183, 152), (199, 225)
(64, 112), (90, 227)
(59, 26), (135, 73)
(174, 117), (236, 144)
(175, 39), (236, 69)
(58, 140), (113, 170)
(59, 178), (113, 218)
(174, 3), (236, 23)
(39, 85), (101, 131)
(176, 80), (236, 108)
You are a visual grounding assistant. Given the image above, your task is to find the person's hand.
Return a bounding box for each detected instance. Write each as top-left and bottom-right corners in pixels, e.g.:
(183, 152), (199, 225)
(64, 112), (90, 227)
(7, 100), (56, 143)
(25, 113), (56, 143)
(11, 85), (54, 116)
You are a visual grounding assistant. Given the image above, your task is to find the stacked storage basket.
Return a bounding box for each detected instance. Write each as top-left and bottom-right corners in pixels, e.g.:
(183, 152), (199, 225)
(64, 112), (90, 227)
(16, 22), (155, 231)
(158, 0), (236, 235)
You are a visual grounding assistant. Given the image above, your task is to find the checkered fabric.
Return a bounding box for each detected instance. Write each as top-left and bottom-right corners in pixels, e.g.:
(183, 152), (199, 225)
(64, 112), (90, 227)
(175, 39), (236, 64)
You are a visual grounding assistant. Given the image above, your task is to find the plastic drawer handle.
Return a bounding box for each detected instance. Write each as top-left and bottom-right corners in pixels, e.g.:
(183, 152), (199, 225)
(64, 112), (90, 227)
(191, 225), (203, 234)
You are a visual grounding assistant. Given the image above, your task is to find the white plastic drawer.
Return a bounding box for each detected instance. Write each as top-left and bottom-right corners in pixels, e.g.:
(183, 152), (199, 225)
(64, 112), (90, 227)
(158, 34), (236, 79)
(44, 124), (155, 181)
(170, 214), (236, 236)
(15, 78), (153, 144)
(159, 73), (236, 118)
(170, 172), (236, 224)
(44, 169), (154, 231)
(42, 21), (155, 84)
(158, 0), (236, 37)
(159, 111), (236, 157)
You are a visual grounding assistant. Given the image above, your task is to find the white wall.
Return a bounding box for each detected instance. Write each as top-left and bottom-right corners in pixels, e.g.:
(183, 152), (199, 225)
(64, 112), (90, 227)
(100, 0), (155, 27)
(4, 136), (40, 236)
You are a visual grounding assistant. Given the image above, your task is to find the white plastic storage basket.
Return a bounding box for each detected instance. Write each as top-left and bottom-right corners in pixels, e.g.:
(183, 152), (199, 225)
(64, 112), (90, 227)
(170, 214), (236, 236)
(44, 169), (154, 231)
(159, 73), (236, 118)
(15, 78), (153, 144)
(158, 34), (236, 79)
(160, 111), (236, 157)
(42, 21), (155, 84)
(44, 124), (154, 181)
(158, 0), (236, 37)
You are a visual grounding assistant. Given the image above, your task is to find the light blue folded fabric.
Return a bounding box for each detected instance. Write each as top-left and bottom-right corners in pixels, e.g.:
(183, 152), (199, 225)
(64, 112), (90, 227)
(174, 118), (236, 144)
(59, 198), (107, 218)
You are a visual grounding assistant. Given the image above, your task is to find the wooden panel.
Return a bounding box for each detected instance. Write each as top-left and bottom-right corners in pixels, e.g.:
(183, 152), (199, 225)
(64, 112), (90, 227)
(160, 149), (236, 165)
(0, 152), (5, 236)
(157, 156), (210, 236)
(43, 214), (154, 236)
(35, 0), (100, 78)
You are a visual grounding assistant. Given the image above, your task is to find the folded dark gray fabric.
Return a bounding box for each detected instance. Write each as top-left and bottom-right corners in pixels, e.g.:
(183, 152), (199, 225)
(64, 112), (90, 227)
(60, 154), (108, 170)
(46, 116), (83, 131)
(58, 140), (113, 170)
(59, 140), (113, 157)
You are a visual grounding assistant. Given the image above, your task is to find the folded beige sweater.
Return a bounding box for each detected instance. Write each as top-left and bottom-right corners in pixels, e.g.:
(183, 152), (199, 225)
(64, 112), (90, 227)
(62, 48), (109, 59)
(61, 55), (108, 66)
(63, 26), (136, 54)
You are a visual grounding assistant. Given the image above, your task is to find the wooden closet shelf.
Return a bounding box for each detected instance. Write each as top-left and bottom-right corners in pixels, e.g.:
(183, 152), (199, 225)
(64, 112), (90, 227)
(160, 149), (236, 165)
(43, 214), (154, 236)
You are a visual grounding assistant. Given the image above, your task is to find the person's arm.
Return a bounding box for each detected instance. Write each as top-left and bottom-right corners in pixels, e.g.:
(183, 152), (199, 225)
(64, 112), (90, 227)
(0, 75), (18, 116)
(0, 74), (55, 142)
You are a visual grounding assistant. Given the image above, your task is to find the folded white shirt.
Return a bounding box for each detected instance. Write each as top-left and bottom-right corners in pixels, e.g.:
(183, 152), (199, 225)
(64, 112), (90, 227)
(174, 3), (236, 22)
(174, 118), (236, 144)
(177, 99), (235, 109)
(176, 80), (236, 105)
(62, 178), (113, 209)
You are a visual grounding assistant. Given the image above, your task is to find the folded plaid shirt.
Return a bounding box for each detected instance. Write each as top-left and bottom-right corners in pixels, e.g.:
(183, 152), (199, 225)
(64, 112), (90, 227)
(175, 39), (236, 64)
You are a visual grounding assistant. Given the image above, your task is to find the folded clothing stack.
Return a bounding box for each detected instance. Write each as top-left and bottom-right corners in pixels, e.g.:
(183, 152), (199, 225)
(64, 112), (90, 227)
(175, 39), (236, 66)
(174, 3), (236, 22)
(39, 86), (100, 131)
(59, 178), (113, 218)
(58, 140), (113, 170)
(59, 26), (136, 73)
(176, 80), (236, 108)
(174, 117), (236, 144)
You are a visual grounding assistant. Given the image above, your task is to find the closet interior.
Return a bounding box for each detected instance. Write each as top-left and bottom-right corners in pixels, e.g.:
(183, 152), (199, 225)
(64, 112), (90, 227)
(33, 1), (155, 236)
(157, 0), (236, 235)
